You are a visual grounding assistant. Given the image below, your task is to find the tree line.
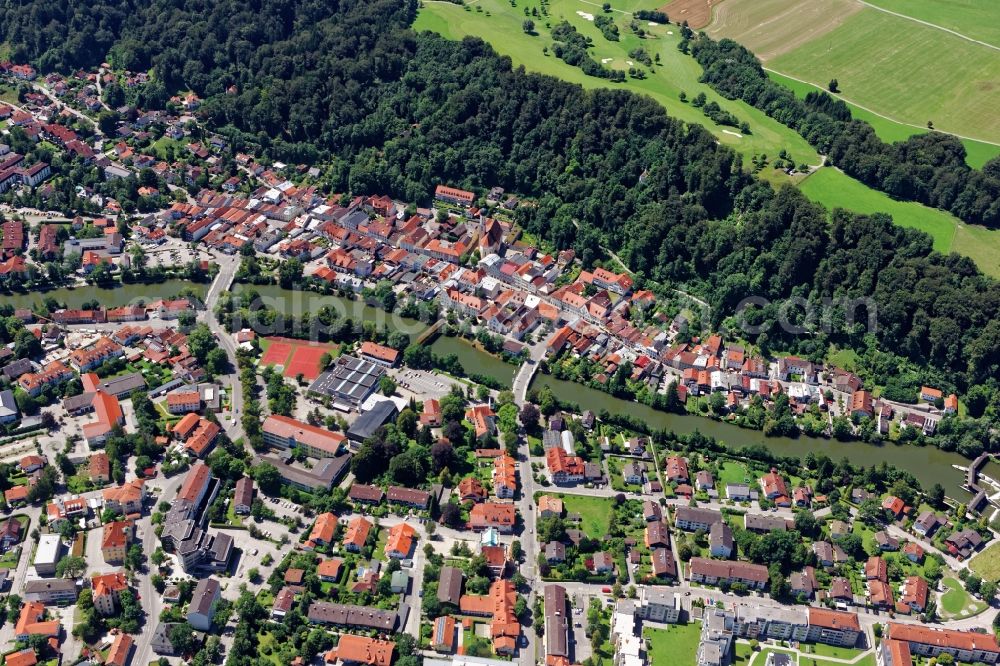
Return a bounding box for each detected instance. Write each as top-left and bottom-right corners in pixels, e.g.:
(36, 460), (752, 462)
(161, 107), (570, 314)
(690, 35), (1000, 228)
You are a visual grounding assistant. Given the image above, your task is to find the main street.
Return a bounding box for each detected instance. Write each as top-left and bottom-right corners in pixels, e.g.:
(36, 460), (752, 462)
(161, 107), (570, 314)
(512, 346), (546, 666)
(199, 253), (244, 442)
(129, 468), (187, 666)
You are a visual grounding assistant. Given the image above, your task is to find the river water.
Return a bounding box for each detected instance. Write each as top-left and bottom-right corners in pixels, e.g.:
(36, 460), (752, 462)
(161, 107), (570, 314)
(3, 281), (980, 498)
(429, 336), (517, 385)
(528, 373), (986, 499)
(232, 284), (431, 336)
(1, 280), (207, 310)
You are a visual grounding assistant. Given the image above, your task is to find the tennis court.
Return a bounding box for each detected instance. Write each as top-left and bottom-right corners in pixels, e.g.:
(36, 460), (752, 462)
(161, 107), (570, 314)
(284, 344), (336, 381)
(260, 340), (293, 368)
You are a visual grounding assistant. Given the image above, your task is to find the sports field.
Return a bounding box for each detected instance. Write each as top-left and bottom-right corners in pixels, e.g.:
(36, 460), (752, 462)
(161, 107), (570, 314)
(260, 340), (293, 367)
(707, 0), (1000, 144)
(415, 0), (822, 182)
(260, 336), (337, 380)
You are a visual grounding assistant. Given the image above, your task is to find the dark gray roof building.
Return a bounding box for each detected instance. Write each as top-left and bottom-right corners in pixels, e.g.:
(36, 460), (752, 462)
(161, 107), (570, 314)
(437, 565), (463, 605)
(99, 372), (147, 398)
(347, 400), (399, 444)
(306, 602), (397, 630)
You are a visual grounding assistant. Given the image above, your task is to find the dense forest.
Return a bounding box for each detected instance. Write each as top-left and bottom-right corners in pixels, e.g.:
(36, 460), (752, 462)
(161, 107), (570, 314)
(1, 0), (998, 398)
(691, 35), (1000, 228)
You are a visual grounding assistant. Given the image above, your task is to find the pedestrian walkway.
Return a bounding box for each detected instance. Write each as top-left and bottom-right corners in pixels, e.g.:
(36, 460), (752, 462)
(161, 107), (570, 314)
(743, 640), (875, 666)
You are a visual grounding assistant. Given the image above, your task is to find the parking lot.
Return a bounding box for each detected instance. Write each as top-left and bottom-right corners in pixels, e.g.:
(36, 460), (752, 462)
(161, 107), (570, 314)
(143, 238), (214, 269)
(392, 368), (465, 401)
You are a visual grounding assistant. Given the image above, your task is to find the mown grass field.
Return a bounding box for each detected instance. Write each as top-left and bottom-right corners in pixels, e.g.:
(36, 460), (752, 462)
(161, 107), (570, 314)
(708, 0), (1000, 143)
(766, 70), (1000, 169)
(800, 167), (1000, 278)
(415, 0), (822, 180)
(862, 0), (1000, 45)
(644, 623), (700, 665)
(969, 543), (1000, 582)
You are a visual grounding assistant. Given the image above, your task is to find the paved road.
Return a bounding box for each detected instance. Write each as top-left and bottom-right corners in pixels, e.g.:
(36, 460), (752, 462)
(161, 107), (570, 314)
(513, 357), (544, 666)
(130, 470), (186, 666)
(512, 341), (547, 405)
(200, 255), (244, 443)
(33, 82), (98, 130)
(0, 504), (42, 645)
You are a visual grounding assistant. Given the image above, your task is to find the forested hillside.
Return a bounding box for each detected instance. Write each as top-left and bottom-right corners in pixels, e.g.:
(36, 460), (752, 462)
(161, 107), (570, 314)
(2, 0), (998, 393)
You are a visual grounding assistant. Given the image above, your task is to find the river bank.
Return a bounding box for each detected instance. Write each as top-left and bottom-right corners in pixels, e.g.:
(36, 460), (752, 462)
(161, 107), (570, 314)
(1, 279), (207, 310)
(528, 373), (991, 499)
(9, 280), (986, 500)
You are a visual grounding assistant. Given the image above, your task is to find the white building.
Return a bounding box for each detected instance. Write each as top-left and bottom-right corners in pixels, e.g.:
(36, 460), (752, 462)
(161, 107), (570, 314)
(34, 534), (63, 575)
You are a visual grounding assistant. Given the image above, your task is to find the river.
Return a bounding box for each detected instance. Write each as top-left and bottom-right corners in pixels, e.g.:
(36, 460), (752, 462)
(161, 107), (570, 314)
(529, 373), (983, 499)
(429, 336), (516, 385)
(1, 280), (207, 310)
(232, 284), (430, 336)
(7, 280), (977, 498)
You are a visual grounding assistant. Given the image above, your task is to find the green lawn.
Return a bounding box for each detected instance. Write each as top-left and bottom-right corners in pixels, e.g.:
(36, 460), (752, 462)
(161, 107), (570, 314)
(800, 167), (1000, 278)
(645, 623), (700, 665)
(374, 527), (388, 561)
(734, 642), (753, 666)
(939, 576), (988, 618)
(825, 347), (860, 372)
(0, 546), (20, 569)
(800, 644), (868, 660)
(969, 542), (1000, 581)
(150, 136), (186, 160)
(257, 631), (284, 666)
(850, 520), (877, 556)
(224, 500), (244, 528)
(0, 84), (19, 105)
(537, 493), (615, 538)
(801, 655), (876, 666)
(718, 461), (752, 488)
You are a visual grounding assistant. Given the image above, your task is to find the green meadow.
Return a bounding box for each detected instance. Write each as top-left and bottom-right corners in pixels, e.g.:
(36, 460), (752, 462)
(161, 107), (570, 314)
(800, 168), (1000, 277)
(767, 7), (1000, 143)
(766, 70), (1000, 169)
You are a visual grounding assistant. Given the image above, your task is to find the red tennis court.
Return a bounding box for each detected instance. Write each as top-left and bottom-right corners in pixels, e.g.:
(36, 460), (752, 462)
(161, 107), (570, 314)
(260, 341), (293, 368)
(283, 344), (335, 381)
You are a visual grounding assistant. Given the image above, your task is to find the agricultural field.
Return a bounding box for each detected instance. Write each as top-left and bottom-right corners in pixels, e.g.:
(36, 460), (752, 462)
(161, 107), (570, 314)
(706, 0), (1000, 144)
(862, 0), (1000, 45)
(766, 71), (1000, 169)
